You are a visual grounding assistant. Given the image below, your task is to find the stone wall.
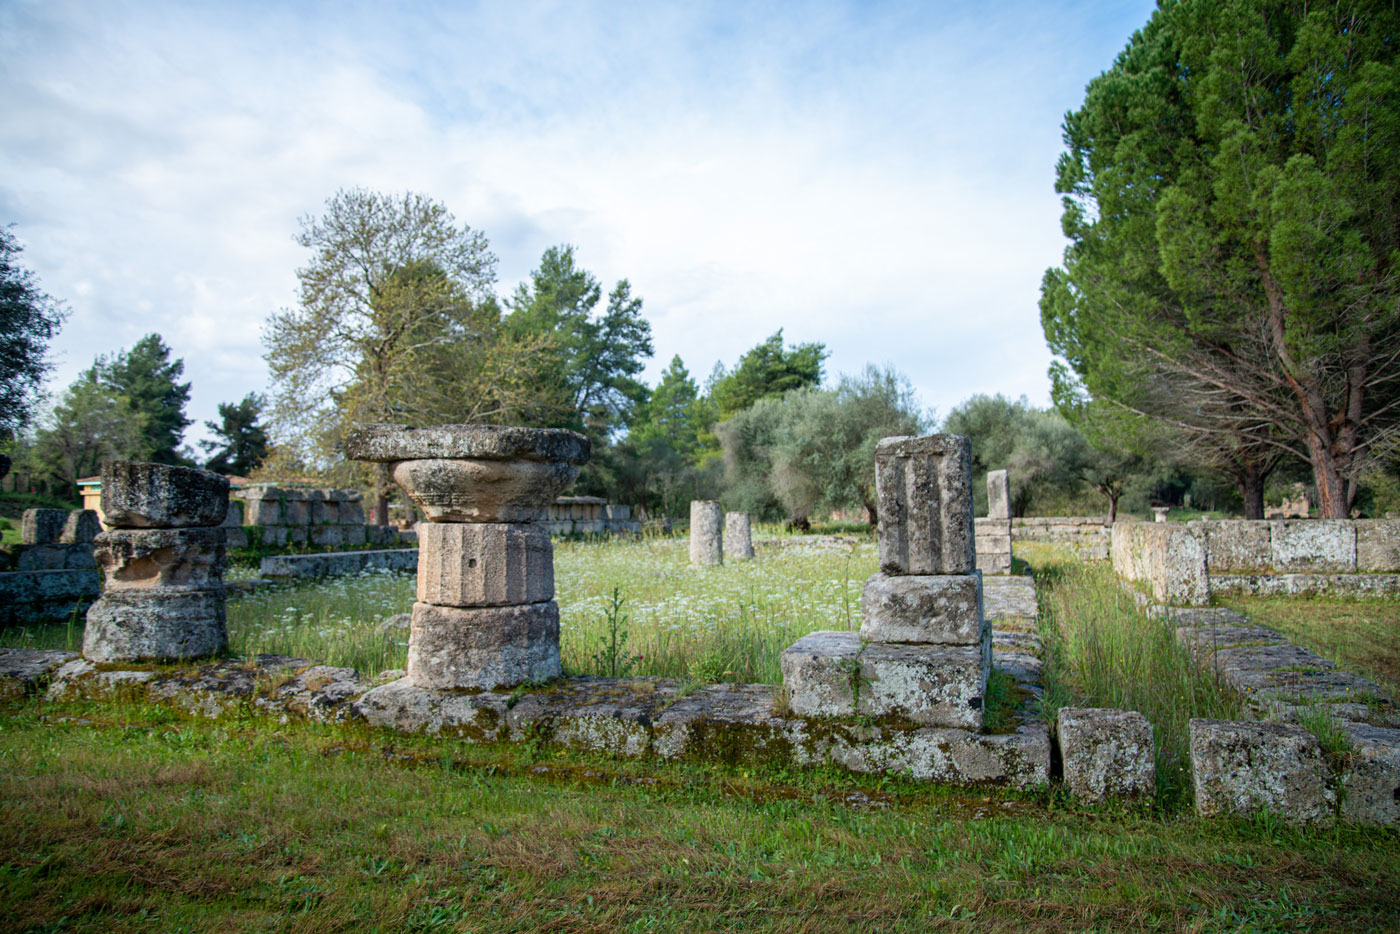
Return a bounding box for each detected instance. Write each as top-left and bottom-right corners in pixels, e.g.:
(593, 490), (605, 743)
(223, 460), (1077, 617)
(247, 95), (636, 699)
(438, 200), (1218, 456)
(539, 496), (642, 536)
(0, 509), (103, 625)
(259, 548), (419, 579)
(1110, 522), (1209, 606)
(1011, 517), (1111, 559)
(232, 486), (401, 549)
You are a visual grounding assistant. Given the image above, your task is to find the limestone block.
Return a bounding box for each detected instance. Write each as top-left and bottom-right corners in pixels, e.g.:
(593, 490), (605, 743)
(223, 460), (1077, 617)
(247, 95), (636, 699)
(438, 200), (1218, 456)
(60, 510), (102, 544)
(16, 545), (76, 571)
(341, 524), (367, 547)
(285, 526), (307, 545)
(390, 458), (580, 523)
(406, 600), (562, 690)
(690, 500), (723, 565)
(977, 551), (1013, 576)
(1058, 707), (1156, 803)
(102, 461), (229, 528)
(1356, 520), (1400, 572)
(724, 512), (754, 560)
(1340, 723), (1400, 827)
(21, 509), (67, 544)
(781, 630), (862, 717)
(0, 569), (102, 626)
(573, 519), (607, 535)
(859, 572), (985, 645)
(284, 499), (310, 526)
(94, 528), (226, 592)
(606, 504), (631, 521)
(225, 528), (248, 548)
(1201, 521), (1272, 573)
(82, 588), (228, 662)
(1189, 719), (1335, 823)
(1111, 523), (1208, 606)
(874, 434), (975, 576)
(310, 499), (339, 525)
(338, 500), (366, 525)
(417, 522), (552, 607)
(346, 423), (591, 466)
(243, 497), (284, 526)
(986, 469), (1011, 520)
(310, 525), (343, 548)
(218, 500), (244, 528)
(1270, 520), (1356, 572)
(860, 641), (988, 729)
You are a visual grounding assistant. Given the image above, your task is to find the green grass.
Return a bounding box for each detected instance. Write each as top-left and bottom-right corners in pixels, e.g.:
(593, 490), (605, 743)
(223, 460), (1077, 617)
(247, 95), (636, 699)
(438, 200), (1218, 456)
(1023, 544), (1248, 808)
(1, 699), (1396, 933)
(1219, 595), (1400, 698)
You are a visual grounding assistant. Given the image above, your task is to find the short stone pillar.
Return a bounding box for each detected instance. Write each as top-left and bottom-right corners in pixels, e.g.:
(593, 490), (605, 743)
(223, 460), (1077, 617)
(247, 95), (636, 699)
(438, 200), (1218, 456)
(782, 434), (989, 729)
(975, 468), (1013, 575)
(690, 500), (723, 566)
(724, 512), (754, 560)
(82, 461), (231, 662)
(346, 424), (589, 690)
(986, 469), (1010, 521)
(1153, 506), (1170, 523)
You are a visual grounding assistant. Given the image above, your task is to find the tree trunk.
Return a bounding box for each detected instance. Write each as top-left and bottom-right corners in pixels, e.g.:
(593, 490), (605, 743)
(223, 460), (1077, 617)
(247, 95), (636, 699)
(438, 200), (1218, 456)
(1106, 491), (1119, 524)
(1306, 433), (1349, 519)
(1239, 463), (1266, 520)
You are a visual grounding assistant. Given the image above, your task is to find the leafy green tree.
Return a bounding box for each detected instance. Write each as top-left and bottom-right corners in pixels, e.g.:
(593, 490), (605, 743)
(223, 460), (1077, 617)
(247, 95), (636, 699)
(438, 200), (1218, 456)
(201, 392), (269, 476)
(98, 334), (191, 465)
(708, 330), (829, 420)
(507, 245), (654, 437)
(1041, 0), (1400, 518)
(0, 227), (67, 439)
(616, 356), (721, 516)
(31, 371), (146, 499)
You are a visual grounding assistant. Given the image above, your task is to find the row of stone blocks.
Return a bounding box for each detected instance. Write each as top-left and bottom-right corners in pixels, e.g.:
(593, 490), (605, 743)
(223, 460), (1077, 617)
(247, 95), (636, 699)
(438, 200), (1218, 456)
(782, 436), (990, 730)
(83, 462), (231, 663)
(234, 522), (400, 549)
(2, 508), (102, 571)
(235, 487), (367, 527)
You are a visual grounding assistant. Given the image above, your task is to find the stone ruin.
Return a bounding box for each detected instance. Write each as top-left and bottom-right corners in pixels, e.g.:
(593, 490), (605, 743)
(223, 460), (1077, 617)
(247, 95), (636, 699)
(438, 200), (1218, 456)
(344, 424), (590, 690)
(781, 435), (989, 728)
(81, 461), (231, 662)
(724, 511), (754, 560)
(688, 501), (753, 566)
(974, 468), (1013, 575)
(233, 485), (401, 549)
(0, 507), (103, 625)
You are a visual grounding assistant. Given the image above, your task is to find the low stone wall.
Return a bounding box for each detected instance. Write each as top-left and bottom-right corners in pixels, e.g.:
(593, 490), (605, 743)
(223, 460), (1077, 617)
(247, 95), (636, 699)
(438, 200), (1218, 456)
(233, 486), (400, 549)
(1011, 517), (1111, 560)
(258, 549), (419, 579)
(0, 568), (102, 626)
(1111, 522), (1209, 605)
(540, 497), (642, 536)
(1195, 519), (1399, 573)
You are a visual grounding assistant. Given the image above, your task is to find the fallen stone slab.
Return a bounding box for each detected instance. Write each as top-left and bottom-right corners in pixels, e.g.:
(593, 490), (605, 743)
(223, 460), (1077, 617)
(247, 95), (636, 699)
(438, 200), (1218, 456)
(1058, 707), (1155, 803)
(1189, 718), (1335, 824)
(0, 648), (78, 700)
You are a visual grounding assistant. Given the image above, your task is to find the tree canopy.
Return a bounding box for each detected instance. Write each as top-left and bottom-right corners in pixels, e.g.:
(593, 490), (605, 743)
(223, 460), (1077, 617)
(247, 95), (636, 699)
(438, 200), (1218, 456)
(1041, 0), (1400, 518)
(0, 227), (67, 439)
(708, 330), (829, 420)
(99, 333), (192, 465)
(201, 392), (269, 476)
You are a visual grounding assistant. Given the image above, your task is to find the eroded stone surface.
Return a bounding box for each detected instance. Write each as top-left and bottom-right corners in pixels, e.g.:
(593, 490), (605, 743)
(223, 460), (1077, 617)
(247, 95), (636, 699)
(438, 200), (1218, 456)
(345, 424), (590, 464)
(982, 575), (1038, 622)
(862, 641), (988, 729)
(407, 600), (561, 689)
(102, 461), (230, 528)
(1058, 707), (1155, 803)
(391, 458), (580, 523)
(417, 522), (552, 606)
(1189, 718), (1335, 824)
(690, 501), (723, 566)
(1340, 723), (1400, 826)
(859, 572), (985, 645)
(94, 527), (226, 591)
(0, 648), (78, 700)
(724, 512), (754, 560)
(61, 509), (102, 544)
(1356, 520), (1400, 572)
(82, 589), (228, 662)
(1270, 520), (1356, 573)
(21, 509), (67, 544)
(875, 434), (975, 576)
(986, 469), (1010, 521)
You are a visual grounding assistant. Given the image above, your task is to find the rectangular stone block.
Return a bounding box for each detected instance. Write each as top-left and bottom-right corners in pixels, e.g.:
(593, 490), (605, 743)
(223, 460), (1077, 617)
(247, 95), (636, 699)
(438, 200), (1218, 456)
(338, 500), (366, 525)
(417, 522), (552, 607)
(218, 501), (244, 528)
(1201, 520), (1271, 573)
(1189, 719), (1335, 824)
(606, 504), (631, 521)
(22, 509), (67, 544)
(407, 600), (561, 689)
(986, 469), (1011, 520)
(859, 572), (984, 645)
(82, 588), (227, 662)
(574, 519), (606, 535)
(311, 499), (339, 525)
(243, 498), (284, 526)
(102, 462), (228, 529)
(1341, 723), (1400, 827)
(263, 526), (290, 547)
(874, 435), (975, 576)
(1058, 707), (1155, 803)
(285, 525), (307, 545)
(61, 510), (102, 544)
(1111, 523), (1208, 606)
(781, 630), (862, 717)
(1270, 520), (1356, 572)
(16, 545), (74, 571)
(341, 524), (367, 547)
(284, 499), (310, 526)
(1356, 520), (1400, 572)
(310, 525), (343, 548)
(225, 528), (248, 548)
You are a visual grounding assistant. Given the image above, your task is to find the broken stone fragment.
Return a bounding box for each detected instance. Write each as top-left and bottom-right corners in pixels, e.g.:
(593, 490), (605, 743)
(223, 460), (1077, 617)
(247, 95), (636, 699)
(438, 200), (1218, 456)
(874, 434), (975, 576)
(417, 522), (552, 607)
(1057, 707), (1156, 803)
(1189, 718), (1335, 824)
(82, 588), (228, 662)
(94, 527), (226, 592)
(859, 571), (985, 645)
(406, 600), (562, 690)
(101, 461), (230, 529)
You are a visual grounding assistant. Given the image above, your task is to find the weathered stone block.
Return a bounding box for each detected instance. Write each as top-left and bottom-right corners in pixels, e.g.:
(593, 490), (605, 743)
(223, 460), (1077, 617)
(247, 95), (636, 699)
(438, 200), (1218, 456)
(346, 423), (591, 466)
(310, 525), (343, 548)
(859, 572), (984, 645)
(1200, 521), (1272, 573)
(338, 500), (366, 525)
(310, 499), (339, 525)
(218, 500), (243, 527)
(284, 499), (310, 526)
(102, 461), (229, 528)
(341, 524), (367, 547)
(987, 469), (1010, 520)
(724, 512), (754, 560)
(406, 600), (561, 690)
(606, 504), (631, 521)
(264, 526), (290, 547)
(573, 519), (606, 535)
(861, 641), (988, 729)
(60, 509), (102, 544)
(225, 528), (248, 548)
(94, 528), (226, 591)
(874, 434), (975, 576)
(15, 545), (70, 571)
(242, 497), (284, 526)
(1340, 723), (1400, 827)
(1111, 523), (1209, 606)
(82, 588), (227, 662)
(690, 500), (723, 566)
(1270, 520), (1356, 572)
(417, 522), (552, 607)
(391, 458), (580, 523)
(1189, 719), (1335, 823)
(1058, 707), (1156, 803)
(1356, 520), (1400, 572)
(781, 631), (862, 717)
(21, 509), (67, 544)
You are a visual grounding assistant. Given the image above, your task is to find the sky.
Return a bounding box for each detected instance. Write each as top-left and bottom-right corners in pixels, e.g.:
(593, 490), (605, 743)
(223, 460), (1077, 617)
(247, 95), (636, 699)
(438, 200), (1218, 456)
(0, 0), (1159, 452)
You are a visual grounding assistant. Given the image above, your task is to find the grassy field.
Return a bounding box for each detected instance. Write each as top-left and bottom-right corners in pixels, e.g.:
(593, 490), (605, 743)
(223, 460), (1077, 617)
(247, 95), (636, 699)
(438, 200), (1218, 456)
(1, 701), (1397, 933)
(1220, 595), (1400, 698)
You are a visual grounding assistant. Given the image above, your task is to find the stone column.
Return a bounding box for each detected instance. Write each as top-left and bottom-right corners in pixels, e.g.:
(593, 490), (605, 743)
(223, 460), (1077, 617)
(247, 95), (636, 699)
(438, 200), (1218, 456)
(690, 500), (723, 566)
(976, 468), (1014, 575)
(782, 434), (988, 729)
(987, 469), (1011, 520)
(347, 424), (589, 690)
(82, 461), (230, 662)
(724, 512), (754, 560)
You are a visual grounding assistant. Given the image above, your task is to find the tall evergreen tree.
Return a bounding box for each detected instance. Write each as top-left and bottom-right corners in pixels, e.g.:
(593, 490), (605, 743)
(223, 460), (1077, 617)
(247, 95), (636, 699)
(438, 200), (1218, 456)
(0, 227), (67, 438)
(201, 392), (269, 476)
(708, 330), (829, 419)
(98, 334), (192, 465)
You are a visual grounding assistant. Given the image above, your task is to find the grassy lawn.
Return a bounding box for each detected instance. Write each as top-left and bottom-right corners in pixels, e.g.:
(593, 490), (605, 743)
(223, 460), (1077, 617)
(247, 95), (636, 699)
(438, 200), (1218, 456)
(1219, 596), (1400, 698)
(1, 700), (1396, 933)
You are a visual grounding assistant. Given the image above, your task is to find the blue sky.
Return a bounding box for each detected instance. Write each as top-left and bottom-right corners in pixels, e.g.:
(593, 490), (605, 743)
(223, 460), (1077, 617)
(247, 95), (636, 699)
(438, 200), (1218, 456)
(0, 0), (1158, 449)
